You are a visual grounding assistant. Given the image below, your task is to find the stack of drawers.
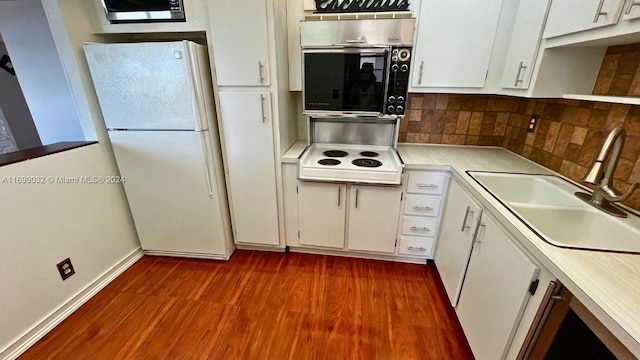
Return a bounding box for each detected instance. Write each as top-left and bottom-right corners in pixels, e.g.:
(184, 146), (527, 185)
(398, 170), (449, 258)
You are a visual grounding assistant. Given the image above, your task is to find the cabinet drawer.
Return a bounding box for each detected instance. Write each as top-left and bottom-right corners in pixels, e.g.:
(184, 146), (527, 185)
(401, 217), (438, 237)
(407, 172), (446, 195)
(403, 195), (441, 217)
(398, 236), (433, 257)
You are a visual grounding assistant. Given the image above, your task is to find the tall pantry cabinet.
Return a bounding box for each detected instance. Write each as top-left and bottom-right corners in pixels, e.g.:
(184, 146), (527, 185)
(207, 0), (296, 247)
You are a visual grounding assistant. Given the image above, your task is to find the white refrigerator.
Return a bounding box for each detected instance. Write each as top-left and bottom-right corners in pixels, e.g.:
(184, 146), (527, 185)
(84, 41), (232, 258)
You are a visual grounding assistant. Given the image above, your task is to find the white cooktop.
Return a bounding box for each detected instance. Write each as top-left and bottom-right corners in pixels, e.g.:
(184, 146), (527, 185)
(298, 143), (403, 184)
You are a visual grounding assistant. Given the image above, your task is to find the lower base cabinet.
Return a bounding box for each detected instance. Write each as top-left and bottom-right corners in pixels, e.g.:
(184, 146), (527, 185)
(297, 181), (402, 253)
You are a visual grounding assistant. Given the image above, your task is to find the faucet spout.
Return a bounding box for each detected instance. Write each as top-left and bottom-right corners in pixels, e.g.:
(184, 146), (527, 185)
(575, 127), (639, 217)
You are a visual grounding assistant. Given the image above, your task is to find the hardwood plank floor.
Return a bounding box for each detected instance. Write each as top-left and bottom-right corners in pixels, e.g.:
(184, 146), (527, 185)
(19, 250), (473, 359)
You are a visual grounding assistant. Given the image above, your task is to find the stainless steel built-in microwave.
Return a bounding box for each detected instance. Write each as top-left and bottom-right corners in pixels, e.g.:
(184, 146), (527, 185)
(301, 18), (416, 118)
(101, 0), (185, 23)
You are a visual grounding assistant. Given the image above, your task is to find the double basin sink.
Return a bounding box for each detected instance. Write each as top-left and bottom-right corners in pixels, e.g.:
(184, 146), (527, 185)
(468, 172), (640, 254)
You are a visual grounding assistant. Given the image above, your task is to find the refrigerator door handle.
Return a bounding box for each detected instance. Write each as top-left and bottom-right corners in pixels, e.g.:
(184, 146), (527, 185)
(198, 131), (215, 199)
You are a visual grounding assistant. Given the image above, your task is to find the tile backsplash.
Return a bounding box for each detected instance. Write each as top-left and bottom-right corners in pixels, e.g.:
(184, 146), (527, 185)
(400, 93), (640, 211)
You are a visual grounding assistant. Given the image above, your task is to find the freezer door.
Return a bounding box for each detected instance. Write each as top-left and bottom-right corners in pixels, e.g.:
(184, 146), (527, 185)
(84, 41), (209, 131)
(109, 130), (226, 255)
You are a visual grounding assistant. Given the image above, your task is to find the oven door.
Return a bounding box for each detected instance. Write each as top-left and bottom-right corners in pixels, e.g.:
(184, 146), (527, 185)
(102, 0), (185, 23)
(303, 48), (389, 117)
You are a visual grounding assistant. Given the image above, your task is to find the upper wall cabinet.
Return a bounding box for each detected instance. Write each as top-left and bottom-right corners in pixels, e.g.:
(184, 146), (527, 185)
(85, 0), (208, 34)
(622, 0), (640, 20)
(501, 0), (551, 90)
(209, 0), (270, 86)
(411, 0), (503, 88)
(543, 0), (625, 39)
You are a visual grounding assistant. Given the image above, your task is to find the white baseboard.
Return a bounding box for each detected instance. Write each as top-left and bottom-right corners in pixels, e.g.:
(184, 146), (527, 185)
(288, 246), (429, 264)
(1, 248), (144, 360)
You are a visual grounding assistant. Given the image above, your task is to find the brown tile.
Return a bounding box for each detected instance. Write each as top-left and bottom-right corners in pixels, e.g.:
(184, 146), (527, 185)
(409, 96), (423, 110)
(629, 158), (640, 183)
(487, 98), (513, 112)
(442, 134), (466, 144)
(610, 51), (640, 95)
(468, 112), (483, 135)
(607, 43), (640, 54)
(408, 109), (422, 122)
(625, 106), (640, 136)
(406, 133), (429, 143)
(614, 158), (634, 181)
(629, 64), (640, 97)
(544, 122), (561, 153)
(534, 102), (546, 115)
(466, 135), (479, 145)
(587, 109), (608, 129)
(422, 94), (437, 109)
(435, 94), (449, 110)
(480, 112), (498, 136)
(510, 114), (526, 129)
(522, 145), (533, 158)
(544, 103), (565, 121)
(593, 53), (620, 95)
(623, 190), (640, 211)
(622, 135), (640, 161)
(456, 112), (471, 134)
(565, 143), (582, 163)
(559, 160), (574, 178)
(561, 106), (592, 126)
(570, 127), (588, 145)
(447, 95), (463, 110)
(478, 136), (503, 146)
(444, 122), (457, 134)
(472, 97), (488, 111)
(525, 132), (536, 146)
(533, 121), (550, 149)
(558, 99), (581, 107)
(549, 156), (563, 172)
(553, 124), (574, 157)
(605, 104), (630, 131)
(459, 97), (476, 111)
(430, 134), (442, 144)
(494, 113), (509, 136)
(593, 102), (612, 111)
(445, 110), (459, 124)
(431, 111), (446, 134)
(526, 100), (537, 115)
(577, 130), (605, 167)
(398, 132), (407, 142)
(407, 121), (423, 134)
(399, 119), (409, 133)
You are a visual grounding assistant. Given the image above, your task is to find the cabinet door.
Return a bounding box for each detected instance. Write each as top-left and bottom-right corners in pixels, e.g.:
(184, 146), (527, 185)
(456, 212), (540, 360)
(209, 0), (270, 86)
(218, 91), (279, 245)
(347, 185), (402, 254)
(501, 0), (551, 90)
(543, 0), (625, 38)
(298, 182), (346, 248)
(622, 0), (640, 21)
(434, 179), (482, 306)
(411, 0), (503, 88)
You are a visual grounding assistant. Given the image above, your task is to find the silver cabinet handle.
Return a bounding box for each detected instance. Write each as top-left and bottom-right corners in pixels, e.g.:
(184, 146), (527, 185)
(472, 216), (485, 244)
(626, 0), (640, 14)
(418, 61), (424, 85)
(355, 188), (359, 208)
(514, 61), (527, 87)
(410, 226), (430, 232)
(260, 94), (267, 123)
(416, 183), (437, 189)
(413, 206), (433, 211)
(408, 246), (427, 251)
(594, 0), (608, 22)
(258, 61), (265, 84)
(460, 206), (474, 232)
(337, 186), (341, 207)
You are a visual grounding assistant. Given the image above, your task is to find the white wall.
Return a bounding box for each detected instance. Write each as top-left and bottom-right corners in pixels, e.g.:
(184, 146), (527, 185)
(0, 144), (141, 359)
(0, 0), (85, 145)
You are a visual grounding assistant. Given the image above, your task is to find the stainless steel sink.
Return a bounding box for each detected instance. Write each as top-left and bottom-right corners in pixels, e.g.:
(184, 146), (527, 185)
(468, 171), (640, 254)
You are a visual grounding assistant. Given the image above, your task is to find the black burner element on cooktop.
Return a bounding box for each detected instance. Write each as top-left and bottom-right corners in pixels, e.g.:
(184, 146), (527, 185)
(352, 158), (383, 168)
(359, 151), (379, 157)
(323, 150), (348, 157)
(318, 158), (341, 166)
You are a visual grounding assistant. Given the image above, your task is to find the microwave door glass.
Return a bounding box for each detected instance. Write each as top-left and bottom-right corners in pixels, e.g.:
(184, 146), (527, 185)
(104, 0), (174, 11)
(304, 52), (387, 113)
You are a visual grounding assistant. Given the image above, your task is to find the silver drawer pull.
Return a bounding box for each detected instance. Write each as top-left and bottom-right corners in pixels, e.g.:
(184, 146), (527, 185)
(407, 246), (427, 251)
(410, 226), (431, 232)
(413, 206), (433, 211)
(460, 206), (474, 232)
(416, 183), (437, 189)
(346, 39), (365, 43)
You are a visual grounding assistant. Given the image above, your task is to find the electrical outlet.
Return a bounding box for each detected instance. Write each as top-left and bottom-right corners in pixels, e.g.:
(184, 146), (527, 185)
(56, 258), (75, 280)
(528, 115), (539, 133)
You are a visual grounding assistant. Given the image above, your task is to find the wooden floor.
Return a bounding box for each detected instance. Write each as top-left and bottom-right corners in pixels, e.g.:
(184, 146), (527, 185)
(20, 250), (473, 359)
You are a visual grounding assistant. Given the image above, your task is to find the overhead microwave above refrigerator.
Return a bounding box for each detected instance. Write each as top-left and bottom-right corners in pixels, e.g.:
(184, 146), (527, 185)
(100, 0), (186, 23)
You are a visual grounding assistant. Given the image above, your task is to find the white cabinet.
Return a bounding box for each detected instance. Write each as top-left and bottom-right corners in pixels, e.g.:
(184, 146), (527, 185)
(411, 0), (503, 88)
(622, 0), (640, 20)
(347, 185), (403, 254)
(543, 0), (625, 38)
(296, 182), (402, 253)
(298, 182), (346, 248)
(209, 0), (270, 86)
(218, 91), (279, 246)
(501, 0), (551, 90)
(456, 211), (540, 360)
(434, 178), (482, 306)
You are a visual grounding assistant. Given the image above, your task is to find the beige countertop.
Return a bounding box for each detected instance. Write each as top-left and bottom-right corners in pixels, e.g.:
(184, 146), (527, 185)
(281, 141), (640, 356)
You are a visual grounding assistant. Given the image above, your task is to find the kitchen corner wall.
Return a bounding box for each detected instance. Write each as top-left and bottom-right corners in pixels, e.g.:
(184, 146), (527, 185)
(400, 93), (640, 211)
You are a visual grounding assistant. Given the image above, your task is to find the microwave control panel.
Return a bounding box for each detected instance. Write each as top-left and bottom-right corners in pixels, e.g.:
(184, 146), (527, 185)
(385, 47), (411, 116)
